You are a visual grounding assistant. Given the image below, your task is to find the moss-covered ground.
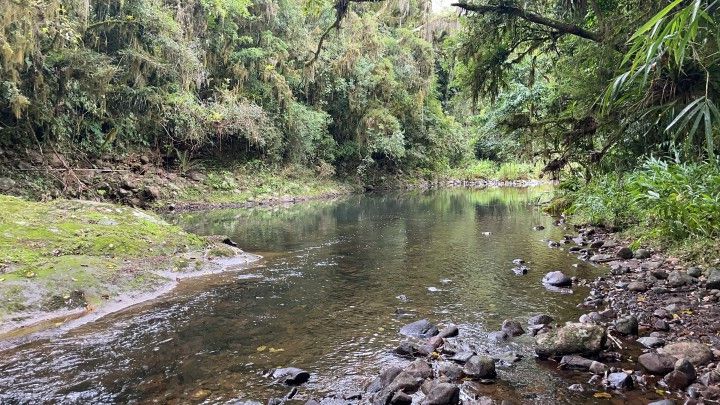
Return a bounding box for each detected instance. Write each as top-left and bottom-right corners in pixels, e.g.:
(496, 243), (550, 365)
(0, 195), (243, 328)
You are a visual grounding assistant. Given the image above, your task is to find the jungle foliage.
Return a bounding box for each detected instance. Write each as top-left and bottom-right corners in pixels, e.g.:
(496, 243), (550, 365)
(0, 0), (468, 176)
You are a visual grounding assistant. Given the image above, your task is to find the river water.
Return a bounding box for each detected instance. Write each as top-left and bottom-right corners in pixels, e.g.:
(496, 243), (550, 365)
(0, 189), (608, 404)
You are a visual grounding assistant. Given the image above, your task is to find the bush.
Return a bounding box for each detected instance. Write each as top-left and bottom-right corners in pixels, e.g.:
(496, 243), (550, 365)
(568, 158), (720, 243)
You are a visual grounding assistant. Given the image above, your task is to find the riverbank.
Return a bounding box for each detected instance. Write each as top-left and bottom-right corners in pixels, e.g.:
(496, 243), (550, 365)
(0, 195), (260, 343)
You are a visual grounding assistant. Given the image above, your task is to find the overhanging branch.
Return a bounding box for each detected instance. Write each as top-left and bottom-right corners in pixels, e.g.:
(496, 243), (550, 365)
(451, 2), (602, 43)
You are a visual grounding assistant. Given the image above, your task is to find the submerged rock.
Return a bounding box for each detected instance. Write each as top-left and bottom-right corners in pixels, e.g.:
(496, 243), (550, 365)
(400, 319), (439, 339)
(535, 323), (606, 358)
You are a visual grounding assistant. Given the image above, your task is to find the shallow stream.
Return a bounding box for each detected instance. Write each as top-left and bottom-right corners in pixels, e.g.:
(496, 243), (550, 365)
(0, 189), (611, 403)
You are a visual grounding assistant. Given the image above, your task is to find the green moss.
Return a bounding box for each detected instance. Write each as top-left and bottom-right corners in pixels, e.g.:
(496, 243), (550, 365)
(0, 195), (209, 323)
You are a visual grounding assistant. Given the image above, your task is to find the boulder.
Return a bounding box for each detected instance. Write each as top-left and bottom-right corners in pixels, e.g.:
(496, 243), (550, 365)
(607, 372), (634, 389)
(659, 342), (713, 366)
(542, 271), (572, 287)
(638, 353), (676, 375)
(687, 267), (703, 278)
(617, 247), (634, 259)
(501, 320), (525, 336)
(634, 248), (651, 259)
(437, 362), (464, 383)
(400, 319), (439, 339)
(389, 392), (412, 405)
(614, 315), (638, 336)
(706, 268), (720, 289)
(272, 367), (310, 385)
(535, 323), (606, 358)
(674, 358), (697, 382)
(668, 271), (693, 287)
(663, 370), (690, 390)
(421, 383), (460, 405)
(462, 356), (496, 379)
(366, 366), (403, 393)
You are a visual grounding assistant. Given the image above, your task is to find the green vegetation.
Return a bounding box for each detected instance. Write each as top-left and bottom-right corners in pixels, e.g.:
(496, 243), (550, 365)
(557, 158), (720, 261)
(0, 195), (244, 324)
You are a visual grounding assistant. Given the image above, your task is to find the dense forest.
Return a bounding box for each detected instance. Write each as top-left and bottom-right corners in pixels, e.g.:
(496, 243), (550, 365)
(1, 0), (719, 249)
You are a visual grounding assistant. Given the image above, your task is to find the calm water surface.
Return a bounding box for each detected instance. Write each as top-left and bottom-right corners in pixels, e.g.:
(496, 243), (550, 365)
(0, 189), (609, 403)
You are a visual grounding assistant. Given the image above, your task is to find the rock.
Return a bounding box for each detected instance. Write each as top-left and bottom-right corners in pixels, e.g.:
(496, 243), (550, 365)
(512, 266), (529, 275)
(634, 248), (651, 259)
(389, 392), (412, 405)
(663, 370), (690, 390)
(638, 353), (677, 375)
(560, 355), (594, 370)
(501, 320), (525, 337)
(374, 362), (430, 405)
(699, 369), (720, 386)
(567, 383), (584, 392)
(0, 177), (16, 191)
(674, 358), (697, 382)
(668, 271), (693, 287)
(494, 351), (523, 365)
(659, 342), (713, 366)
(687, 267), (703, 278)
(607, 372), (634, 389)
(438, 325), (459, 338)
(628, 281), (648, 292)
(533, 225), (545, 230)
(463, 356), (496, 379)
(449, 351), (474, 363)
(590, 254), (614, 262)
(548, 241), (560, 248)
(427, 336), (444, 349)
(614, 315), (638, 336)
(617, 247), (634, 259)
(589, 361), (608, 375)
(651, 268), (669, 280)
(139, 155), (150, 164)
(394, 341), (424, 358)
(542, 271), (572, 287)
(437, 362), (464, 383)
(535, 323), (606, 358)
(652, 319), (670, 331)
(706, 268), (720, 289)
(421, 383), (460, 405)
(589, 240), (605, 249)
(648, 400), (676, 405)
(144, 186), (161, 201)
(366, 366), (403, 393)
(528, 314), (554, 325)
(637, 336), (665, 348)
(272, 367), (310, 385)
(488, 331), (509, 342)
(400, 319), (439, 339)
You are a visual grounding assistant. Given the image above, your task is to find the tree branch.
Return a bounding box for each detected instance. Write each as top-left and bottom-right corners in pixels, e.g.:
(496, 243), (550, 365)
(451, 2), (602, 43)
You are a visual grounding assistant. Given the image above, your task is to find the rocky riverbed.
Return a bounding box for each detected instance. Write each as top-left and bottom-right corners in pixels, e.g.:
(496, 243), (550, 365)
(252, 224), (720, 404)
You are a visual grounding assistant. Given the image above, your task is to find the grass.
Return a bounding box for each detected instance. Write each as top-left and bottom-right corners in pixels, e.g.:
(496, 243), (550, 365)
(0, 195), (207, 322)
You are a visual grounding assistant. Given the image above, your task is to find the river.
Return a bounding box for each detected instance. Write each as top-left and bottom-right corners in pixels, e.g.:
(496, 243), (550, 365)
(0, 188), (608, 403)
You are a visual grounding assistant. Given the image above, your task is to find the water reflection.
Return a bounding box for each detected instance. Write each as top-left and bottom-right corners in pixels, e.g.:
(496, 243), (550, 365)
(0, 188), (603, 403)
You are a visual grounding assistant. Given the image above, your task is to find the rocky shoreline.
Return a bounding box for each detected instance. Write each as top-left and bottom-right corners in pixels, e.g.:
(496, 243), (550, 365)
(253, 225), (720, 404)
